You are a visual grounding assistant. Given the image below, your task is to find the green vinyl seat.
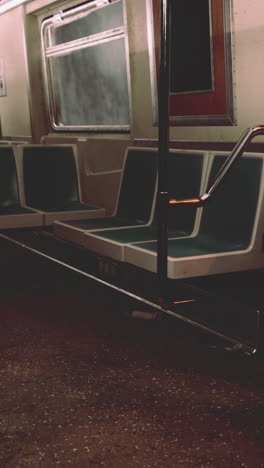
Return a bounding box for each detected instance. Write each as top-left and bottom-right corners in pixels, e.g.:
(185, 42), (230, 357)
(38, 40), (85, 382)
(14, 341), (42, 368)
(78, 151), (207, 261)
(53, 147), (158, 244)
(17, 145), (105, 225)
(125, 153), (264, 279)
(0, 146), (43, 228)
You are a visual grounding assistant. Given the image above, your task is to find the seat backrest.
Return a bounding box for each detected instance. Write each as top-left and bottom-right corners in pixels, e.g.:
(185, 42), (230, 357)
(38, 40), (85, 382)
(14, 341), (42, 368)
(0, 146), (20, 208)
(200, 154), (263, 247)
(115, 147), (157, 223)
(157, 151), (206, 234)
(20, 145), (80, 211)
(116, 148), (207, 228)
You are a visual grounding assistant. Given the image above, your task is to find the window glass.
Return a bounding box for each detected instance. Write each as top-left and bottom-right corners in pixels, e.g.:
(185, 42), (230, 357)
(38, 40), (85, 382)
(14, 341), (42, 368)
(52, 2), (124, 46)
(42, 0), (130, 131)
(50, 39), (130, 126)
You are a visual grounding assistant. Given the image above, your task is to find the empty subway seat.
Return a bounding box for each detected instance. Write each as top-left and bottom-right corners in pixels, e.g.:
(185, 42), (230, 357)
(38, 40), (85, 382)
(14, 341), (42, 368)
(125, 152), (264, 279)
(53, 147), (158, 245)
(0, 146), (43, 228)
(60, 150), (208, 261)
(16, 145), (105, 225)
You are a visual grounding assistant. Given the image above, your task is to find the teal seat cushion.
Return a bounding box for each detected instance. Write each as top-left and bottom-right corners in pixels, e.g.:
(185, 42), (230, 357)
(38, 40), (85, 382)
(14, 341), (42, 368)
(132, 235), (247, 258)
(199, 155), (262, 246)
(59, 215), (144, 231)
(55, 148), (157, 229)
(0, 204), (36, 215)
(86, 225), (188, 244)
(83, 152), (205, 243)
(130, 155), (263, 258)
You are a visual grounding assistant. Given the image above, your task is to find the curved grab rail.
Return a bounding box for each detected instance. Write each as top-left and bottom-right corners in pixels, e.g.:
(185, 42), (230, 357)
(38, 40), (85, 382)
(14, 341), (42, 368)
(169, 125), (264, 207)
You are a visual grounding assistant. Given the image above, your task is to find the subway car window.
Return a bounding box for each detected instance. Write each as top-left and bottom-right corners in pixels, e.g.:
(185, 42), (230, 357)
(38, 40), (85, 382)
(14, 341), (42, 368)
(41, 0), (131, 131)
(149, 0), (235, 126)
(170, 0), (214, 94)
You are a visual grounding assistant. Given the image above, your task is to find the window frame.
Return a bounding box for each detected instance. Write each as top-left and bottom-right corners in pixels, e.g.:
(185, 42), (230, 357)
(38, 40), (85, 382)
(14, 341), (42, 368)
(41, 0), (132, 132)
(147, 0), (236, 126)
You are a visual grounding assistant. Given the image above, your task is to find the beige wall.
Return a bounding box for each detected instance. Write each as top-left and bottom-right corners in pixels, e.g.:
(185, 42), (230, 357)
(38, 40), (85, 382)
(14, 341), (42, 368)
(0, 6), (32, 137)
(1, 0), (264, 143)
(126, 0), (155, 140)
(1, 0), (264, 211)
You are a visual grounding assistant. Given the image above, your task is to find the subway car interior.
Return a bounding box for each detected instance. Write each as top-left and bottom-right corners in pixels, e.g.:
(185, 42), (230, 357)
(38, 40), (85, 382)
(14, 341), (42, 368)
(2, 0), (264, 466)
(0, 0), (264, 354)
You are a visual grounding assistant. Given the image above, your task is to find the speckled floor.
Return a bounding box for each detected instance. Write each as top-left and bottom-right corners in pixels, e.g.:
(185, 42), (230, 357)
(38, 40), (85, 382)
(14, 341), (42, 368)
(0, 247), (264, 468)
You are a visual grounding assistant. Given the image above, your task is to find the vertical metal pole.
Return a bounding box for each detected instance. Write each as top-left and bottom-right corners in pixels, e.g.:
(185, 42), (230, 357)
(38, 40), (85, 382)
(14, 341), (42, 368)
(157, 0), (171, 295)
